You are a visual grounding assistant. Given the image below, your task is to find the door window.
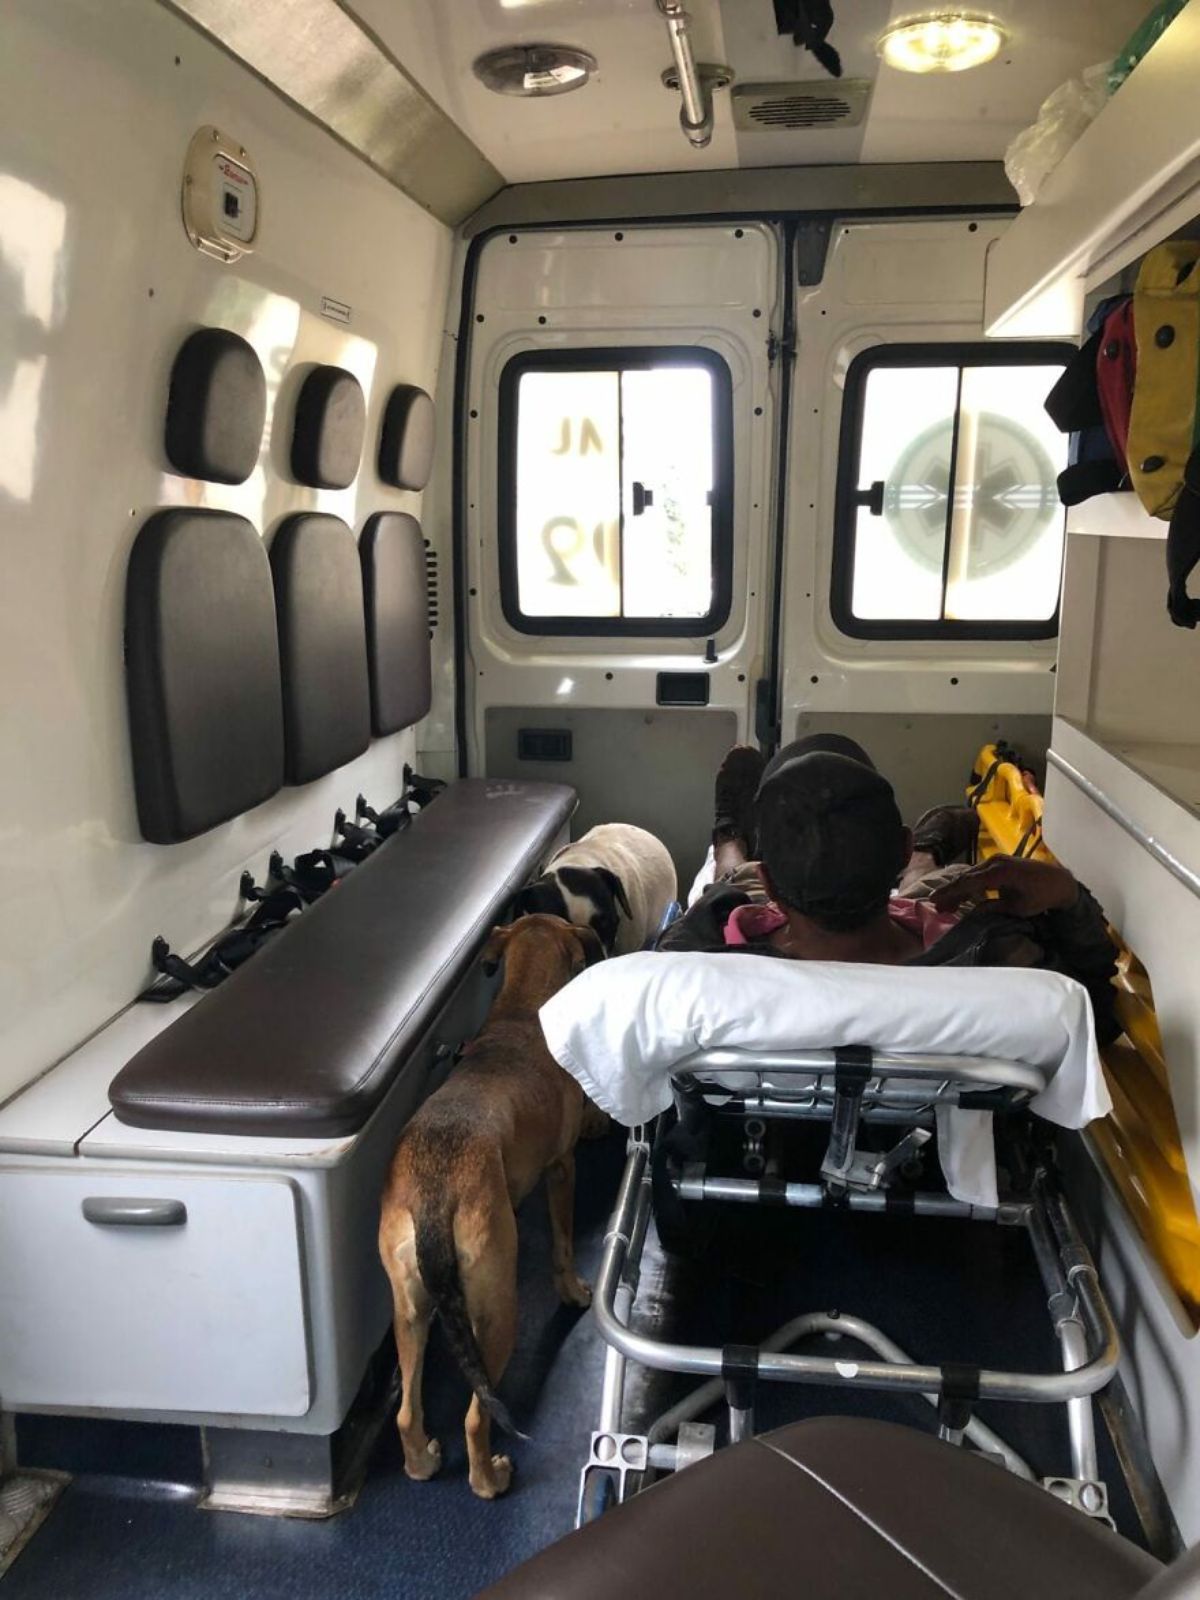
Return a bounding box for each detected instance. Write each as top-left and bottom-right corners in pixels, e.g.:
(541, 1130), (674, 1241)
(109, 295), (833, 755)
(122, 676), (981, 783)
(833, 345), (1072, 639)
(498, 349), (733, 636)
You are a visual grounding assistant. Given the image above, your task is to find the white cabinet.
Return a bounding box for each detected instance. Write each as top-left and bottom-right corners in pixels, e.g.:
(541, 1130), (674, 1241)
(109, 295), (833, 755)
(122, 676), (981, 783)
(0, 1168), (311, 1416)
(984, 0), (1200, 336)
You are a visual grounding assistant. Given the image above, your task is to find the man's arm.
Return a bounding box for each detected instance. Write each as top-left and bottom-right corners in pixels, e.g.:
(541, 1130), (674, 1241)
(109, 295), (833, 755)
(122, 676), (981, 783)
(657, 883), (752, 954)
(932, 858), (1121, 1044)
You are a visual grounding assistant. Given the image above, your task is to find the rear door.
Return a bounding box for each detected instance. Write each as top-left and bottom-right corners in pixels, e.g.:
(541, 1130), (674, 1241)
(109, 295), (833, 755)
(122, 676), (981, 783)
(775, 218), (1068, 822)
(463, 223), (778, 883)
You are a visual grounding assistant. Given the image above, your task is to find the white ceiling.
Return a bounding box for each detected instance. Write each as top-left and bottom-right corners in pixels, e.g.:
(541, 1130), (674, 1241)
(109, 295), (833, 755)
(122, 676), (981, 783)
(351, 0), (1149, 185)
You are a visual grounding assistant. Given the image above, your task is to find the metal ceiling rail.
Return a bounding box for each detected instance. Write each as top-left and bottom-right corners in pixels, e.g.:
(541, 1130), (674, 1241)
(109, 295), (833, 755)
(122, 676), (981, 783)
(463, 161), (1017, 236)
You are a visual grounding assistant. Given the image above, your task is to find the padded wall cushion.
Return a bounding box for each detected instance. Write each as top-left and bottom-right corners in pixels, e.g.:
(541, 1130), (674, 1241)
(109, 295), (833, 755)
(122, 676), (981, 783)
(361, 512), (432, 735)
(270, 513), (371, 783)
(125, 510), (284, 843)
(291, 365), (366, 488)
(164, 328), (266, 485)
(378, 384), (435, 490)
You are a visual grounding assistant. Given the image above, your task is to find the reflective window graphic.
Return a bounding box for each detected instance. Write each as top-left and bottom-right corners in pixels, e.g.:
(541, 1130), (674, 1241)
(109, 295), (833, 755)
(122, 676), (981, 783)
(500, 350), (732, 636)
(836, 349), (1071, 638)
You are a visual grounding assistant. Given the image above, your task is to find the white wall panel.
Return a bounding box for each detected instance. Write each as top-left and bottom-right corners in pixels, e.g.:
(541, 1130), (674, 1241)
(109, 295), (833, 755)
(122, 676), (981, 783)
(0, 0), (452, 1103)
(778, 220), (1059, 733)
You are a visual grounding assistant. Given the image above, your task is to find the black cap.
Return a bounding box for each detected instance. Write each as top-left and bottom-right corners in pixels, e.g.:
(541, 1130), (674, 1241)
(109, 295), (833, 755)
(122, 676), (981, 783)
(755, 750), (906, 925)
(762, 732), (876, 784)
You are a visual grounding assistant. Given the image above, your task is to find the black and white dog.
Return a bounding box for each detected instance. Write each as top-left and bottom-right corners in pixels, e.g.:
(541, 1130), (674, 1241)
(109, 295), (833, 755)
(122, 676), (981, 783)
(513, 824), (677, 956)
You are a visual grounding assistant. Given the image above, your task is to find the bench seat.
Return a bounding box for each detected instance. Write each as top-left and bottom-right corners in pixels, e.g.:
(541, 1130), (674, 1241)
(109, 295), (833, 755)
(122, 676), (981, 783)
(478, 1417), (1160, 1600)
(109, 779), (575, 1138)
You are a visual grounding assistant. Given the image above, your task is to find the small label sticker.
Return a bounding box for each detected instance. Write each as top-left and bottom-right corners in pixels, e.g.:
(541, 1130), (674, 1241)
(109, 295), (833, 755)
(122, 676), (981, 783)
(321, 296), (351, 325)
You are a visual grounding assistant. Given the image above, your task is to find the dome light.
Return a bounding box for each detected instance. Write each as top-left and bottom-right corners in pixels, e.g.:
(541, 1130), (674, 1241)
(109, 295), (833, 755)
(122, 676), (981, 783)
(472, 45), (597, 97)
(877, 13), (1007, 74)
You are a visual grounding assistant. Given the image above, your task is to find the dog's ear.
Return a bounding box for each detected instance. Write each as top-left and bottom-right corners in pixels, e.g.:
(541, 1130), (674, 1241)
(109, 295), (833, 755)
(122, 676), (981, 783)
(480, 923), (512, 977)
(509, 884), (537, 920)
(573, 925), (606, 969)
(593, 867), (632, 919)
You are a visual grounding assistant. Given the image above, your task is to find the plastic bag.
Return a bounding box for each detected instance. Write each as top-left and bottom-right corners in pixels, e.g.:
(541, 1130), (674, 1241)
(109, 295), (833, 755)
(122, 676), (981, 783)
(1108, 0), (1187, 94)
(1004, 63), (1111, 207)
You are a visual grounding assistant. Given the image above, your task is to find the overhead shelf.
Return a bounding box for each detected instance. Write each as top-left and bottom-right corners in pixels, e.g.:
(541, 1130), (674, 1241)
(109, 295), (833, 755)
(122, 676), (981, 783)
(1066, 493), (1166, 541)
(984, 0), (1200, 337)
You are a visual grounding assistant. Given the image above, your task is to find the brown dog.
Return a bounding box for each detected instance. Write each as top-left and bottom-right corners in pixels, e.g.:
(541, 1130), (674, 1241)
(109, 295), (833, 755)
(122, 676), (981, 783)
(378, 913), (603, 1499)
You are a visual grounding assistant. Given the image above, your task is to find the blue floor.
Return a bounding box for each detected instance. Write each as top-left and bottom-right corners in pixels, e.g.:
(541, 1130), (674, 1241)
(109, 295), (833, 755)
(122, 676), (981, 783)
(8, 1130), (1145, 1599)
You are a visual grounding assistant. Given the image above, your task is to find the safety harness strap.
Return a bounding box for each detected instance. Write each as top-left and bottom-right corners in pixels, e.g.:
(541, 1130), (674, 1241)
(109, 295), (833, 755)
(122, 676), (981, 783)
(721, 1344), (760, 1415)
(938, 1362), (981, 1434)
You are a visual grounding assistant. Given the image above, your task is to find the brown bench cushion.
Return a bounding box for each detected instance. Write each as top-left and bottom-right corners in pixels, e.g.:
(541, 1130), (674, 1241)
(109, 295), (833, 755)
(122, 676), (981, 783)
(477, 1417), (1158, 1600)
(109, 780), (574, 1138)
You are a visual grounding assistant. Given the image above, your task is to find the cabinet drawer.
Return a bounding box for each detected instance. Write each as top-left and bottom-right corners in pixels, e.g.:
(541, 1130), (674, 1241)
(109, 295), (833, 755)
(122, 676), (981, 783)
(0, 1168), (310, 1416)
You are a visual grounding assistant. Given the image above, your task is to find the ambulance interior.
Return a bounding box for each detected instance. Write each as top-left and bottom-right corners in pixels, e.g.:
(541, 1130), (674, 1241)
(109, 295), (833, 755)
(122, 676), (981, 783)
(2, 1), (1200, 1596)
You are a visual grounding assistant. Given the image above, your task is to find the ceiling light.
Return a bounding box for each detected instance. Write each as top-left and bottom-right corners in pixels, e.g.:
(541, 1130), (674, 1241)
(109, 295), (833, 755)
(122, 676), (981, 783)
(472, 44), (597, 97)
(877, 13), (1007, 74)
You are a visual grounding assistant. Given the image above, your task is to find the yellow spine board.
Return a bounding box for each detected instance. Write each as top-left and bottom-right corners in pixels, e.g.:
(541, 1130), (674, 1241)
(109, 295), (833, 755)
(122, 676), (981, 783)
(967, 745), (1200, 1325)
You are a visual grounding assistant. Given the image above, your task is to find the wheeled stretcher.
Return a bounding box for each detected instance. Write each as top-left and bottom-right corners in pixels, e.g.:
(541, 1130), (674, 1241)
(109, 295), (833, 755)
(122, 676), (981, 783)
(537, 955), (1120, 1527)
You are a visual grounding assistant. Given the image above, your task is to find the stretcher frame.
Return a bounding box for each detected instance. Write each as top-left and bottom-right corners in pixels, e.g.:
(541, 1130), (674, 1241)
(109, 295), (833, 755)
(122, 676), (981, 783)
(580, 1046), (1121, 1526)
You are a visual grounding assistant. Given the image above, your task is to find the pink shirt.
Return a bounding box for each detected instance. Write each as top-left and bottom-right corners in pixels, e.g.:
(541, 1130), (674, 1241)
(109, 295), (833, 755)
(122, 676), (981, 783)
(724, 896), (959, 952)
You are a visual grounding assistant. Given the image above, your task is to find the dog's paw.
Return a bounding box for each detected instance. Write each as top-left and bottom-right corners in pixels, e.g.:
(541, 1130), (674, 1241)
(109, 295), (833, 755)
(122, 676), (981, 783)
(403, 1437), (443, 1481)
(556, 1272), (593, 1308)
(471, 1454), (513, 1500)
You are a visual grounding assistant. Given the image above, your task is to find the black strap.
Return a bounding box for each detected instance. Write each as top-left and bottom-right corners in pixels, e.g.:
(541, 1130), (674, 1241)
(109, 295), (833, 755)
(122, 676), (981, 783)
(139, 781), (421, 1004)
(143, 885), (304, 1000)
(824, 1046), (873, 1183)
(403, 764), (447, 811)
(374, 801), (412, 840)
(833, 1044), (873, 1084)
(274, 848), (356, 902)
(771, 0), (842, 76)
(722, 1344), (760, 1414)
(938, 1362), (981, 1434)
(332, 811), (382, 863)
(759, 1176), (789, 1207)
(967, 756), (1003, 809)
(1167, 446), (1200, 628)
(1055, 458), (1124, 507)
(1013, 819), (1041, 859)
(1044, 328), (1107, 432)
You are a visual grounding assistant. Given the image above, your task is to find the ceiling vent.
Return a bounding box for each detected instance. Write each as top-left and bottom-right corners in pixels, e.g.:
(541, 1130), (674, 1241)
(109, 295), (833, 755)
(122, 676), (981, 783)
(731, 78), (872, 132)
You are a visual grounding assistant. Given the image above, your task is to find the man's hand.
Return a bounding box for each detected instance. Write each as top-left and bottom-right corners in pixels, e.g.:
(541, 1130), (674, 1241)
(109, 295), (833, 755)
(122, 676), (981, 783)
(930, 855), (1080, 918)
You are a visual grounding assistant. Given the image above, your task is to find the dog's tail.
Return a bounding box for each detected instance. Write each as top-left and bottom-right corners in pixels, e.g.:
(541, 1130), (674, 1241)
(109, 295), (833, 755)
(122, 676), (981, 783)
(413, 1201), (528, 1440)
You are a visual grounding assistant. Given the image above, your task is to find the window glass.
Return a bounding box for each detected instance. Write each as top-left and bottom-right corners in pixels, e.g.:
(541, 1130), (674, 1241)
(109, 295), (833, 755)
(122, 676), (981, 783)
(514, 369), (621, 619)
(503, 352), (731, 635)
(620, 366), (715, 619)
(837, 349), (1070, 637)
(851, 365), (957, 621)
(944, 364), (1069, 623)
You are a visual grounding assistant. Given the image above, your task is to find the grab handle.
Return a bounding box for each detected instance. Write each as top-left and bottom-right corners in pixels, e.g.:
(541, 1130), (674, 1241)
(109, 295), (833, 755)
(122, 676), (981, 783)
(82, 1197), (187, 1228)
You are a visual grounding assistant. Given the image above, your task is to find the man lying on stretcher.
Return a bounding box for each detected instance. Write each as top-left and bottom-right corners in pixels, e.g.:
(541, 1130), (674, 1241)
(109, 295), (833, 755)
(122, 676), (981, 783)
(661, 735), (1120, 1045)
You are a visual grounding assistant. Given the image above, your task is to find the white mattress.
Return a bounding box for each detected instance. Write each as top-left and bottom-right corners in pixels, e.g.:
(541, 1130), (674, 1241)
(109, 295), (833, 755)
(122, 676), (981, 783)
(540, 953), (1111, 1207)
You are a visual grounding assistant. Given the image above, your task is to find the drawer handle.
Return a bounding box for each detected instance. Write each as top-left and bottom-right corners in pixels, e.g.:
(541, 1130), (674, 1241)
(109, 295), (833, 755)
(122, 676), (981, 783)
(82, 1198), (187, 1228)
